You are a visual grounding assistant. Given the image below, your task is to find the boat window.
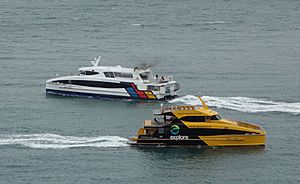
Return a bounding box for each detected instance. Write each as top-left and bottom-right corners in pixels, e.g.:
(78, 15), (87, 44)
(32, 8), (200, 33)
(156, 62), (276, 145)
(158, 128), (164, 134)
(154, 115), (174, 124)
(80, 71), (99, 75)
(53, 80), (69, 84)
(73, 80), (124, 88)
(211, 115), (221, 120)
(180, 116), (206, 122)
(147, 85), (160, 91)
(86, 71), (99, 75)
(140, 72), (150, 80)
(113, 72), (133, 78)
(104, 72), (115, 78)
(53, 80), (124, 88)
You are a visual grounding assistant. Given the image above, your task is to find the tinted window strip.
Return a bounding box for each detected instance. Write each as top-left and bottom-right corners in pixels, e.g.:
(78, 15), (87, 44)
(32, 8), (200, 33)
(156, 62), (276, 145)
(53, 80), (124, 88)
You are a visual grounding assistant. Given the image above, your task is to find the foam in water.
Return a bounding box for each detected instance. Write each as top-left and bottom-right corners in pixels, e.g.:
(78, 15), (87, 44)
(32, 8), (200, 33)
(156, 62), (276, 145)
(169, 95), (300, 115)
(0, 133), (129, 149)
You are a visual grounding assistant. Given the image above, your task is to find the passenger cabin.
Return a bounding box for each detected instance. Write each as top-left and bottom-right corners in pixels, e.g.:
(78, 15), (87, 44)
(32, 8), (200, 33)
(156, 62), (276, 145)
(78, 65), (168, 84)
(144, 105), (221, 127)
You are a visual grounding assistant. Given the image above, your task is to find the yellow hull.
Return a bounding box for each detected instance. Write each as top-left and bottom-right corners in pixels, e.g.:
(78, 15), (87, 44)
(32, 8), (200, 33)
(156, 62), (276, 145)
(200, 134), (266, 147)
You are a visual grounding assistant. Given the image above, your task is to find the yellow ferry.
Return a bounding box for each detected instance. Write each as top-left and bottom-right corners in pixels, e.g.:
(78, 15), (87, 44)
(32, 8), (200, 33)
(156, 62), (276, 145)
(130, 97), (266, 146)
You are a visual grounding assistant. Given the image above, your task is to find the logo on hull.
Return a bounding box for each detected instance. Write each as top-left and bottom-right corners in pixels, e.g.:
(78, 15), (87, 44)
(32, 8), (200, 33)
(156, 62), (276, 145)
(170, 135), (189, 140)
(170, 125), (180, 135)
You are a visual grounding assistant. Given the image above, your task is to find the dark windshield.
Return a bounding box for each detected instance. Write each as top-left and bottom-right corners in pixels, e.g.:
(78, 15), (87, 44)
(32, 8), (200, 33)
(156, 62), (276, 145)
(140, 72), (151, 80)
(154, 115), (175, 124)
(180, 116), (206, 122)
(211, 115), (221, 120)
(80, 71), (99, 75)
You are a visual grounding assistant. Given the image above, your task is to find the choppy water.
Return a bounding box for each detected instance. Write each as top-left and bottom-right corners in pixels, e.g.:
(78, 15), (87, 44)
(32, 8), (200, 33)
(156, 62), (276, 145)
(0, 0), (299, 183)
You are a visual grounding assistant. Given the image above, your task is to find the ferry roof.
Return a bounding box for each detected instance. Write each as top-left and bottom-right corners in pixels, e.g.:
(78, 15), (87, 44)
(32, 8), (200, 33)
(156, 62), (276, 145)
(78, 56), (153, 73)
(78, 65), (152, 73)
(154, 97), (218, 117)
(155, 105), (218, 116)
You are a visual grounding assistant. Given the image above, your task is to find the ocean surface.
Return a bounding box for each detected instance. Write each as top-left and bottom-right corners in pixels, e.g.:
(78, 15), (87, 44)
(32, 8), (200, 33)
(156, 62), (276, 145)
(0, 0), (300, 183)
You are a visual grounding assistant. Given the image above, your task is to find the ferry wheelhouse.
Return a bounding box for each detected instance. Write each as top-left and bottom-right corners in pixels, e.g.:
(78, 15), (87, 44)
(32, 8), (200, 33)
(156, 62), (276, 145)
(46, 56), (180, 100)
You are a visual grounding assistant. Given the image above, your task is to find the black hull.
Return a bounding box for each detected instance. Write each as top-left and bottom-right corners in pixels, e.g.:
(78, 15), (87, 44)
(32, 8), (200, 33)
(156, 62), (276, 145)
(132, 139), (207, 146)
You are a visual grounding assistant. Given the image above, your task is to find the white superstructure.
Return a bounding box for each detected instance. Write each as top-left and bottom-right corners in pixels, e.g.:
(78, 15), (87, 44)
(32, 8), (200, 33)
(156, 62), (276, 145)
(46, 56), (180, 100)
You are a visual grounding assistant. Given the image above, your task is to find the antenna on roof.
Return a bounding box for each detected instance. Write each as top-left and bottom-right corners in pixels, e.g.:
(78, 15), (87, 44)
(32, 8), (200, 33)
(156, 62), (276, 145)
(91, 56), (101, 67)
(198, 96), (208, 109)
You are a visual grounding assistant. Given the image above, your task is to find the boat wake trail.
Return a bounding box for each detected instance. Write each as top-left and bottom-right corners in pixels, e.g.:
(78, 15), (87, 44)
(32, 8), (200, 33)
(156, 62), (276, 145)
(169, 95), (300, 115)
(0, 134), (129, 149)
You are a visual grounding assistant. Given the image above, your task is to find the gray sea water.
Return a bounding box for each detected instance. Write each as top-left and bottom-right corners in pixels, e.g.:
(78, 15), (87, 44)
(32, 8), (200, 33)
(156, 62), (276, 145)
(1, 0), (300, 183)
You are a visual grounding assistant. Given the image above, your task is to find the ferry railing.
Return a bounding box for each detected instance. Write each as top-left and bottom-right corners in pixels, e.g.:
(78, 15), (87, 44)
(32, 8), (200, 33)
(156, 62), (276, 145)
(153, 105), (202, 114)
(236, 121), (262, 130)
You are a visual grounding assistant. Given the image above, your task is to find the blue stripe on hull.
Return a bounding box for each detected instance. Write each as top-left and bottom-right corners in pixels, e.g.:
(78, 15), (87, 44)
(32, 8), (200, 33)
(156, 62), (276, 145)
(46, 89), (132, 100)
(125, 87), (139, 98)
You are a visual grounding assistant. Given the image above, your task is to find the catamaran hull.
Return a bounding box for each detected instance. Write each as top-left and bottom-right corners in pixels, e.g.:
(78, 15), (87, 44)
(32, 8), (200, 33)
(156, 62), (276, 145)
(46, 83), (177, 100)
(46, 89), (132, 99)
(131, 134), (266, 147)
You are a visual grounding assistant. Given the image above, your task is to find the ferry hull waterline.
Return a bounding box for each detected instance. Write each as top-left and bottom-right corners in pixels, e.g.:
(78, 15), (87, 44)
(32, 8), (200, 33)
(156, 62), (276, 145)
(46, 82), (161, 100)
(131, 135), (265, 147)
(46, 56), (180, 100)
(130, 97), (266, 147)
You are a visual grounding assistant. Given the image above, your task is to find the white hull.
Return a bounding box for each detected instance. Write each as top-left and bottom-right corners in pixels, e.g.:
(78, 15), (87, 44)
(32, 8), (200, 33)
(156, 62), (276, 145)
(46, 82), (179, 100)
(46, 83), (131, 98)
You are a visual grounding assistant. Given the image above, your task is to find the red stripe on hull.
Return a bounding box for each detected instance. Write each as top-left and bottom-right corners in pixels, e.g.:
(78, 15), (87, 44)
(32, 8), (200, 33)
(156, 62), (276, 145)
(131, 83), (148, 98)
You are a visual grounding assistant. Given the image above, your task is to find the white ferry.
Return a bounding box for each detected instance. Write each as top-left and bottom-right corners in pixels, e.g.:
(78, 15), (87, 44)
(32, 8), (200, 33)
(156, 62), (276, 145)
(46, 56), (180, 100)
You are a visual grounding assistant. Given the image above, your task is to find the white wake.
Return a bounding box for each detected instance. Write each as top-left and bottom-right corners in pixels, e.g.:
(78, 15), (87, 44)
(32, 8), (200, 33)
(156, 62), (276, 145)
(0, 133), (129, 149)
(169, 95), (300, 115)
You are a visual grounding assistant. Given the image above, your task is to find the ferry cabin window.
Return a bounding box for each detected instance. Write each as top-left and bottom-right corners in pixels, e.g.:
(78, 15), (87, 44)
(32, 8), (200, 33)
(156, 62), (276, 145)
(140, 72), (150, 80)
(53, 80), (69, 84)
(52, 80), (124, 88)
(104, 72), (115, 78)
(180, 116), (206, 122)
(80, 71), (99, 75)
(147, 85), (160, 91)
(211, 115), (221, 120)
(158, 128), (164, 134)
(154, 115), (174, 124)
(113, 72), (133, 78)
